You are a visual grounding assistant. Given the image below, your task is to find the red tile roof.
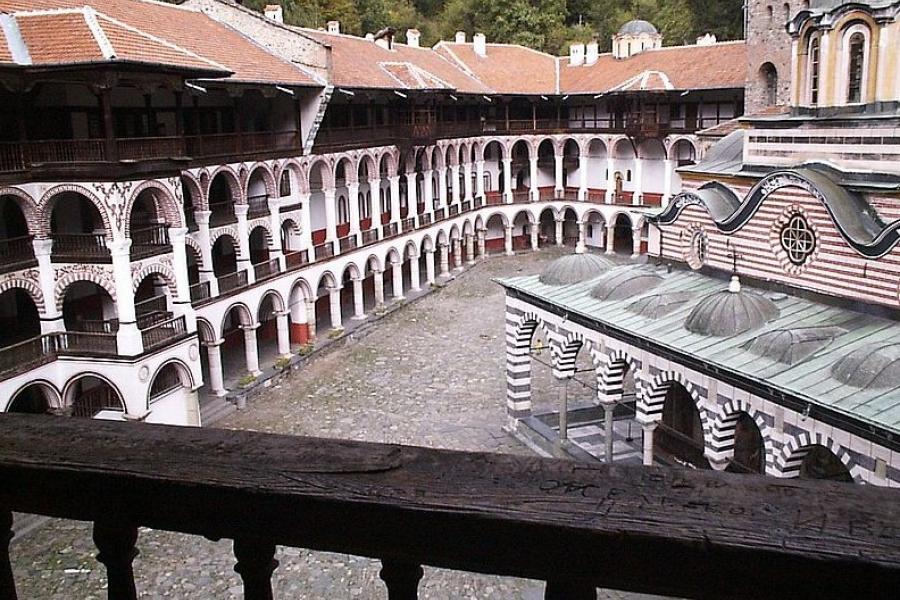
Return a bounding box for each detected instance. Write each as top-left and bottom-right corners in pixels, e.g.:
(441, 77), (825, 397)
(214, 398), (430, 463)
(559, 41), (747, 94)
(435, 42), (559, 95)
(0, 0), (319, 86)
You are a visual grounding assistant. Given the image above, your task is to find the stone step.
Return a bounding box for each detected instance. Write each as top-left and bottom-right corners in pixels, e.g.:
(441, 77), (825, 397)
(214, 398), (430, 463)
(199, 396), (236, 426)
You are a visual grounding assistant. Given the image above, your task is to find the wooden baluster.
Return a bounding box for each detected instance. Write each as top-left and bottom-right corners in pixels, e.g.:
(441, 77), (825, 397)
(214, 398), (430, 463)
(544, 579), (596, 600)
(233, 538), (278, 600)
(0, 510), (17, 600)
(93, 522), (138, 600)
(379, 560), (423, 600)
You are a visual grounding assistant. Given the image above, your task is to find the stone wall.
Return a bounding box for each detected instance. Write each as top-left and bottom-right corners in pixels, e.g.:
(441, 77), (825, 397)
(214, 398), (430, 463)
(744, 0), (794, 114)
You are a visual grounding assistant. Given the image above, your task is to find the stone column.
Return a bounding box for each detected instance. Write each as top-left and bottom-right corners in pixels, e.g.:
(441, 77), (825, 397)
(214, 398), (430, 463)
(389, 176), (402, 225)
(530, 223), (539, 251)
(194, 210), (218, 295)
(606, 223), (616, 255)
(605, 156), (616, 204)
(502, 158), (513, 203)
(266, 198), (284, 271)
(632, 158), (643, 205)
(289, 296), (309, 345)
(32, 238), (62, 334)
(275, 311), (291, 358)
(168, 227), (194, 328)
(424, 249), (436, 285)
(351, 276), (366, 320)
(405, 172), (418, 217)
(204, 341), (227, 397)
(328, 286), (343, 330)
(422, 169), (435, 212)
(323, 188), (338, 245)
(477, 229), (486, 260)
(465, 234), (475, 265)
(242, 324), (262, 377)
(391, 260), (404, 300)
(108, 239), (142, 355)
(475, 160), (485, 198)
(450, 164), (461, 204)
(576, 221), (586, 255)
(603, 403), (616, 464)
(453, 239), (463, 272)
(463, 162), (474, 200)
(305, 299), (317, 341)
(409, 254), (421, 292)
(578, 155), (588, 201)
(234, 204), (254, 284)
(554, 219), (564, 247)
(373, 269), (385, 308)
(662, 159), (675, 206)
(632, 226), (642, 259)
(347, 180), (361, 236)
(439, 243), (450, 277)
(298, 192), (313, 249)
(367, 178), (380, 225)
(642, 422), (657, 466)
(529, 156), (539, 201)
(438, 167), (449, 207)
(504, 225), (514, 256)
(554, 153), (564, 195)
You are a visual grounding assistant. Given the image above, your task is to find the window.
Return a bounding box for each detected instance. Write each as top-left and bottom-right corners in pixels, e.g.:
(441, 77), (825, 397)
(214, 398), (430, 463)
(279, 170), (292, 197)
(780, 214), (815, 265)
(847, 32), (866, 103)
(759, 63), (778, 107)
(808, 36), (821, 105)
(337, 195), (349, 224)
(688, 230), (707, 270)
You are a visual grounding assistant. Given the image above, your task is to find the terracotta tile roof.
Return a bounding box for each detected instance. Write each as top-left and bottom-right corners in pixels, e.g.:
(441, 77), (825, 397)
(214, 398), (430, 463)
(14, 12), (105, 65)
(298, 29), (488, 93)
(434, 42), (559, 95)
(559, 41), (747, 95)
(0, 0), (319, 86)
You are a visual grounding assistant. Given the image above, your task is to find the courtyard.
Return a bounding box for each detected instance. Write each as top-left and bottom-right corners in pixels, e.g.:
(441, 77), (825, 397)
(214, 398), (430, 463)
(9, 248), (658, 599)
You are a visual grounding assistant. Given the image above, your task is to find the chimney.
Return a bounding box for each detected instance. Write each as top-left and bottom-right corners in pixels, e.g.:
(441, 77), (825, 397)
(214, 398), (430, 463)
(264, 4), (283, 24)
(365, 33), (374, 41)
(569, 43), (585, 67)
(696, 33), (717, 46)
(473, 32), (486, 57)
(374, 27), (395, 50)
(406, 28), (420, 48)
(327, 20), (340, 34)
(585, 41), (599, 65)
(455, 31), (466, 44)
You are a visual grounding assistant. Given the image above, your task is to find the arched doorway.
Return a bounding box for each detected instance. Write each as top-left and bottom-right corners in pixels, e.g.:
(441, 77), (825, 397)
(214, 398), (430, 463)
(49, 192), (108, 261)
(0, 288), (40, 348)
(256, 293), (282, 367)
(129, 188), (171, 260)
(726, 413), (765, 474)
(62, 281), (117, 333)
(7, 383), (58, 414)
(208, 172), (238, 226)
(212, 234), (241, 291)
(654, 383), (710, 469)
(561, 208), (578, 246)
(0, 194), (35, 270)
(66, 375), (124, 418)
(612, 214), (633, 254)
(538, 208), (556, 247)
(799, 445), (853, 482)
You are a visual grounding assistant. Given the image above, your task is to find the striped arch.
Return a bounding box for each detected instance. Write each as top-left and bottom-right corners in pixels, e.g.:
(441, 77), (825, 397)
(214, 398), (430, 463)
(196, 317), (217, 343)
(279, 159), (308, 195)
(637, 370), (710, 442)
(706, 398), (775, 469)
(209, 165), (244, 204)
(37, 184), (113, 239)
(0, 277), (45, 312)
(249, 221), (274, 245)
(0, 187), (39, 235)
(596, 349), (642, 404)
(180, 172), (205, 211)
(772, 432), (862, 482)
(221, 301), (254, 335)
(210, 226), (240, 245)
(551, 331), (588, 380)
(125, 180), (185, 237)
(506, 311), (545, 420)
(54, 269), (117, 312)
(184, 235), (204, 263)
(131, 263), (178, 296)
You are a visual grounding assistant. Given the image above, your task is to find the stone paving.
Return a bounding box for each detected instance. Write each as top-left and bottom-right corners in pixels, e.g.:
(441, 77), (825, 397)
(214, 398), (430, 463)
(10, 247), (665, 599)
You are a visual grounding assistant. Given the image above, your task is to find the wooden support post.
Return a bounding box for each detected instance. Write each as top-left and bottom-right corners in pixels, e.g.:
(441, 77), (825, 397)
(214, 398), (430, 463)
(0, 510), (16, 600)
(233, 538), (278, 600)
(93, 522), (138, 600)
(379, 560), (423, 600)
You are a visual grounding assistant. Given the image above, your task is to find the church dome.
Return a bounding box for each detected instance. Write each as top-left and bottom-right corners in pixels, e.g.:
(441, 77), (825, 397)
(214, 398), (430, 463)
(538, 253), (614, 286)
(590, 266), (663, 302)
(627, 291), (693, 319)
(744, 326), (844, 366)
(684, 276), (779, 337)
(618, 20), (659, 36)
(832, 343), (900, 389)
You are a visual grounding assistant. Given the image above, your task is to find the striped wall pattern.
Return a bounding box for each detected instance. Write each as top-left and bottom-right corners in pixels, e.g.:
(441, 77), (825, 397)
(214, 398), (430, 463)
(551, 332), (586, 380)
(706, 398), (775, 468)
(503, 295), (900, 486)
(661, 181), (900, 311)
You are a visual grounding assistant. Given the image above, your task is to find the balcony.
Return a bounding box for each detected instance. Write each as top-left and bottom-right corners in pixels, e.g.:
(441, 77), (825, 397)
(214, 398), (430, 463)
(314, 242), (334, 261)
(253, 258), (280, 282)
(189, 281), (211, 303)
(50, 233), (110, 263)
(130, 224), (171, 261)
(0, 414), (896, 600)
(0, 236), (36, 274)
(402, 218), (416, 234)
(361, 229), (378, 246)
(381, 223), (399, 240)
(284, 250), (310, 270)
(208, 202), (237, 227)
(217, 270), (248, 295)
(338, 234), (358, 254)
(140, 315), (188, 352)
(0, 331), (118, 379)
(247, 194), (270, 219)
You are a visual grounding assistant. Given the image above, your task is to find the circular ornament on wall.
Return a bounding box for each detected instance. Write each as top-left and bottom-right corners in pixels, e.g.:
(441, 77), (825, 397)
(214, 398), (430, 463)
(770, 206), (819, 275)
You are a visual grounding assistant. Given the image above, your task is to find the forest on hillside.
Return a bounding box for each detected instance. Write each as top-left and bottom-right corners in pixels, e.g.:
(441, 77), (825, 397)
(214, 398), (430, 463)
(187, 0), (746, 55)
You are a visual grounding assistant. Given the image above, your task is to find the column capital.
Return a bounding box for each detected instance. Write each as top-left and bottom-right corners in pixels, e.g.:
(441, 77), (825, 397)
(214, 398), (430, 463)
(234, 203), (249, 218)
(195, 210), (211, 225)
(32, 237), (53, 256)
(267, 196), (283, 211)
(275, 309), (291, 318)
(168, 226), (188, 243)
(107, 238), (131, 256)
(202, 338), (225, 348)
(240, 323), (260, 332)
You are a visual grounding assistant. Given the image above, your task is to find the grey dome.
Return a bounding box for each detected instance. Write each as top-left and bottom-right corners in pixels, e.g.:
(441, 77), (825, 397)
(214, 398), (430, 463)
(744, 326), (844, 366)
(627, 291), (693, 319)
(539, 253), (614, 286)
(832, 343), (900, 389)
(618, 19), (659, 36)
(590, 267), (663, 302)
(684, 278), (779, 337)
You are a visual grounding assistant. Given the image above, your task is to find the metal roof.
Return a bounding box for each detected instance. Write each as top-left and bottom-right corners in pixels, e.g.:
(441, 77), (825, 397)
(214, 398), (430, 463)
(499, 265), (900, 437)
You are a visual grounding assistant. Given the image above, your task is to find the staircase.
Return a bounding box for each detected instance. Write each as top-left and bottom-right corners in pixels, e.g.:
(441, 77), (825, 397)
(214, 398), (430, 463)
(199, 394), (236, 426)
(303, 85), (334, 154)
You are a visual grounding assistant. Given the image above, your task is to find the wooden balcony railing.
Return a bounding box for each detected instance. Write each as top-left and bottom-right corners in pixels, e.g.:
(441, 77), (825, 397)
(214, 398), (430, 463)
(130, 225), (171, 260)
(473, 197), (484, 209)
(247, 194), (270, 219)
(140, 316), (187, 351)
(134, 295), (169, 329)
(402, 218), (415, 234)
(50, 232), (110, 262)
(461, 200), (472, 213)
(381, 223), (399, 239)
(361, 229), (378, 246)
(313, 242), (334, 261)
(0, 331), (118, 379)
(253, 258), (280, 282)
(418, 213), (432, 228)
(433, 208), (446, 222)
(70, 385), (123, 418)
(0, 415), (898, 600)
(284, 250), (310, 270)
(208, 202), (237, 227)
(338, 234), (358, 253)
(0, 235), (36, 273)
(217, 270), (248, 295)
(448, 205), (460, 217)
(189, 281), (211, 303)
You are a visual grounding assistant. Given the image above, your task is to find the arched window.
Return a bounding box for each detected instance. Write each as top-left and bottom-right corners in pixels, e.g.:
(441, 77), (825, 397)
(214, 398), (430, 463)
(846, 30), (867, 103)
(337, 195), (349, 224)
(808, 35), (821, 105)
(759, 62), (778, 107)
(279, 170), (292, 197)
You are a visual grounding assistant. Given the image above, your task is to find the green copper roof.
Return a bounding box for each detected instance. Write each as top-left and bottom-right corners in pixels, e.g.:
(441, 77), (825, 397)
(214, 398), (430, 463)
(499, 265), (900, 436)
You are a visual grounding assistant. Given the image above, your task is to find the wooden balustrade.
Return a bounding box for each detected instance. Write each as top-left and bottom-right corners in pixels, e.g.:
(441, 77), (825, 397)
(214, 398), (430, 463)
(208, 202), (237, 227)
(314, 242), (334, 261)
(284, 250), (309, 270)
(253, 258), (280, 281)
(69, 385), (123, 419)
(473, 197), (484, 209)
(402, 218), (415, 233)
(0, 331), (119, 379)
(189, 281), (211, 303)
(50, 233), (110, 262)
(0, 414), (898, 600)
(140, 316), (187, 351)
(448, 205), (460, 217)
(130, 225), (171, 260)
(512, 190), (531, 204)
(461, 200), (472, 212)
(382, 223), (399, 239)
(0, 236), (36, 272)
(338, 234), (358, 253)
(247, 194), (270, 218)
(217, 270), (248, 294)
(361, 229), (379, 246)
(117, 137), (185, 161)
(72, 318), (119, 334)
(433, 208), (446, 222)
(418, 214), (432, 227)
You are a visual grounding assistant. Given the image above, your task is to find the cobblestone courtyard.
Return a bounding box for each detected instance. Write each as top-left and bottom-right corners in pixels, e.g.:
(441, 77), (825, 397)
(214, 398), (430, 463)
(11, 248), (659, 599)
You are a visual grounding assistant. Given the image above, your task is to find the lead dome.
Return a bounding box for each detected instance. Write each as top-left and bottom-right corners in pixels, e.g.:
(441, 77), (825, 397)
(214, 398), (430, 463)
(618, 20), (659, 36)
(684, 277), (779, 337)
(538, 253), (614, 286)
